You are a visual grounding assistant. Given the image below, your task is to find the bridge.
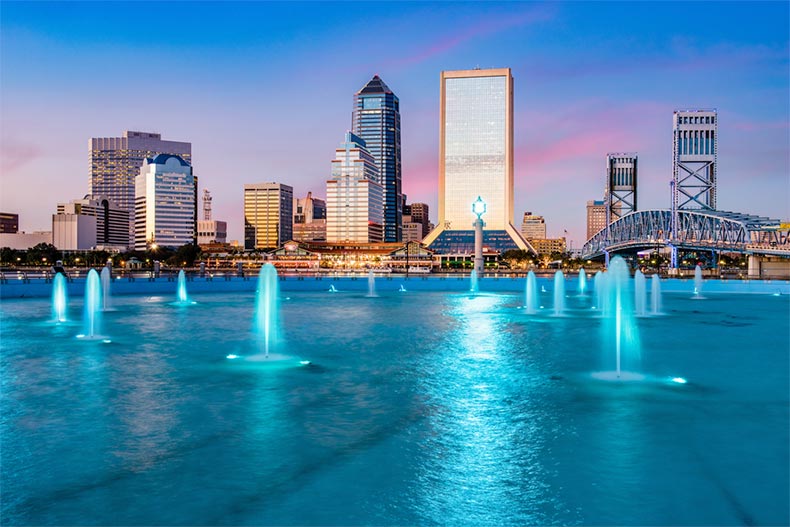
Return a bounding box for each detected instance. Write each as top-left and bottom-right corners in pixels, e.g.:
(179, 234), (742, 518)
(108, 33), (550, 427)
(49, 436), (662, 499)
(581, 209), (790, 263)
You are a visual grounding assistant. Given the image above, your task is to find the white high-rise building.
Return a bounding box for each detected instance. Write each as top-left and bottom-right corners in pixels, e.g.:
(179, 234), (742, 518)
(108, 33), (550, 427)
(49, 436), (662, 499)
(53, 195), (130, 251)
(326, 132), (383, 243)
(423, 68), (532, 254)
(521, 212), (546, 240)
(134, 154), (196, 250)
(673, 109), (717, 210)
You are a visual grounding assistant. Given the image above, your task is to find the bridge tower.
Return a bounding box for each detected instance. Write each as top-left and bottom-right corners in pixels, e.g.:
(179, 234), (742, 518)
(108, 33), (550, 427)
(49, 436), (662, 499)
(605, 153), (637, 228)
(673, 109), (717, 211)
(203, 189), (212, 221)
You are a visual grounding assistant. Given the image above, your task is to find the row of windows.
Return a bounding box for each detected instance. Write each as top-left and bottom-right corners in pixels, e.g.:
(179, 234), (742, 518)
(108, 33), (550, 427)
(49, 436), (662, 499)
(677, 115), (715, 125)
(677, 130), (716, 156)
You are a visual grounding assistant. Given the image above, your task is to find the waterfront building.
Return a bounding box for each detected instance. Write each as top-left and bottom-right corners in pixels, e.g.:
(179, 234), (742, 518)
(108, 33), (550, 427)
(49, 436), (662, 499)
(422, 68), (533, 254)
(528, 237), (567, 255)
(606, 153), (638, 225)
(353, 75), (402, 242)
(134, 154), (196, 250)
(0, 213), (19, 233)
(673, 109), (717, 210)
(326, 132), (384, 243)
(90, 130), (191, 240)
(586, 200), (607, 240)
(404, 202), (431, 238)
(244, 183), (293, 251)
(293, 192), (327, 242)
(53, 195), (130, 251)
(521, 212), (546, 240)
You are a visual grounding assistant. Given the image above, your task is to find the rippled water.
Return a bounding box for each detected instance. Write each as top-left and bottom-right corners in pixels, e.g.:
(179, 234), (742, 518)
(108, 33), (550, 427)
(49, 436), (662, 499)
(1, 290), (788, 525)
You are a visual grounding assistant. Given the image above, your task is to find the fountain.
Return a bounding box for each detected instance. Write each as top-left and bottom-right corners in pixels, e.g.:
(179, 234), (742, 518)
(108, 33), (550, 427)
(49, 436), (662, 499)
(366, 270), (377, 297)
(399, 285), (407, 292)
(634, 270), (647, 316)
(469, 269), (479, 293)
(255, 264), (280, 358)
(593, 271), (604, 311)
(598, 256), (641, 379)
(52, 273), (68, 323)
(693, 265), (703, 298)
(176, 270), (189, 303)
(328, 284), (338, 293)
(524, 271), (538, 314)
(651, 274), (662, 315)
(553, 271), (565, 316)
(578, 268), (587, 295)
(81, 269), (102, 339)
(100, 267), (112, 311)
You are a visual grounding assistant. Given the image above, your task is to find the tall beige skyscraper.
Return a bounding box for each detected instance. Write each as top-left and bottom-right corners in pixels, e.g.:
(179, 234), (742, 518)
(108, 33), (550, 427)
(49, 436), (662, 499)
(423, 68), (532, 254)
(244, 183), (293, 250)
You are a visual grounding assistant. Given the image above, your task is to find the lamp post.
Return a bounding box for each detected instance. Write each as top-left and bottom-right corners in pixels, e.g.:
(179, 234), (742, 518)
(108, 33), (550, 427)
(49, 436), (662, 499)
(472, 196), (486, 275)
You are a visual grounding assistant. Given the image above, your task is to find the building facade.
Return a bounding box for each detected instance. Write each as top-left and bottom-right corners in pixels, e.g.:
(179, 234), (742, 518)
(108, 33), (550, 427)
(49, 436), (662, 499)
(605, 153), (638, 225)
(0, 213), (19, 233)
(673, 109), (717, 210)
(521, 212), (546, 239)
(53, 195), (130, 251)
(134, 154), (196, 250)
(402, 215), (423, 243)
(197, 220), (228, 245)
(326, 132), (384, 243)
(244, 183), (294, 250)
(586, 200), (607, 240)
(90, 131), (192, 240)
(529, 237), (567, 255)
(353, 75), (402, 242)
(404, 202), (431, 238)
(422, 68), (533, 254)
(293, 191), (327, 241)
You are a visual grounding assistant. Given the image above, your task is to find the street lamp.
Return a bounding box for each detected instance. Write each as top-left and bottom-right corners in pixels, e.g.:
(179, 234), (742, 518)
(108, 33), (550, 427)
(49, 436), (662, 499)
(472, 196), (486, 275)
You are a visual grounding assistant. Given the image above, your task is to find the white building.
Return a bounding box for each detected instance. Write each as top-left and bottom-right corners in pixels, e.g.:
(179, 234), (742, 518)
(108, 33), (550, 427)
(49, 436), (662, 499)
(326, 132), (383, 243)
(134, 154), (196, 250)
(53, 195), (130, 251)
(197, 220), (227, 245)
(521, 212), (546, 240)
(422, 68), (533, 254)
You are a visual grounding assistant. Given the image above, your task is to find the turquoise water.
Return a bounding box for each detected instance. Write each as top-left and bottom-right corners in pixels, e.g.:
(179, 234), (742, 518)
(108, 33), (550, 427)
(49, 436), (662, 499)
(1, 289), (788, 525)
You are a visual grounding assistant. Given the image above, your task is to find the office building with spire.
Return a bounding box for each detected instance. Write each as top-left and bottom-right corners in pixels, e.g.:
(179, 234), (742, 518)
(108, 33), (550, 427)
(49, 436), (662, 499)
(353, 75), (402, 242)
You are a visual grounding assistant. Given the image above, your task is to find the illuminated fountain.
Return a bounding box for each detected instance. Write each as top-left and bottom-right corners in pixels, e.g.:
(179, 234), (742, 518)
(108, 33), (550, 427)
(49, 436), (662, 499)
(693, 265), (704, 298)
(524, 270), (538, 314)
(100, 266), (112, 311)
(176, 270), (189, 304)
(595, 256), (641, 380)
(328, 284), (338, 293)
(594, 271), (605, 311)
(578, 267), (587, 295)
(553, 271), (565, 316)
(634, 269), (647, 316)
(399, 284), (407, 292)
(469, 269), (479, 293)
(366, 270), (377, 297)
(78, 269), (104, 340)
(255, 263), (280, 358)
(52, 273), (68, 323)
(651, 274), (662, 315)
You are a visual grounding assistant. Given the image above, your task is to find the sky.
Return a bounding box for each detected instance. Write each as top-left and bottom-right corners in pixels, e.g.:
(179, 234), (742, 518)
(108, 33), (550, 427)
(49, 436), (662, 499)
(1, 1), (788, 247)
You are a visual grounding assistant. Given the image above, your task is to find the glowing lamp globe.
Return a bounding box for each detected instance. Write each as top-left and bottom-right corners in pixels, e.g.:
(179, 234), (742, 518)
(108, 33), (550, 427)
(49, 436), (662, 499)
(472, 196), (487, 219)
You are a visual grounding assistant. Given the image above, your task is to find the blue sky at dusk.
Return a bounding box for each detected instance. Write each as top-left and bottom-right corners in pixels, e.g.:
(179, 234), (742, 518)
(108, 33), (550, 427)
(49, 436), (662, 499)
(1, 1), (788, 246)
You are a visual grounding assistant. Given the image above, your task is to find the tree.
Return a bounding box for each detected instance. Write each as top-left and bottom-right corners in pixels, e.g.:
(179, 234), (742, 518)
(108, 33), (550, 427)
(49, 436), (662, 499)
(26, 243), (60, 265)
(166, 244), (201, 267)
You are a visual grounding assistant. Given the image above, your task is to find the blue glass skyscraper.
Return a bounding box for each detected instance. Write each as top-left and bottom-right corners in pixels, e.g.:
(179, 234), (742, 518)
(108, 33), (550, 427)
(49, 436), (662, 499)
(353, 75), (402, 242)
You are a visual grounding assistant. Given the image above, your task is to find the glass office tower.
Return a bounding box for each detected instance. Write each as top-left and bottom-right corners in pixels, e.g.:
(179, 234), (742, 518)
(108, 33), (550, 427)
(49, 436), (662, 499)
(423, 68), (533, 254)
(353, 75), (402, 242)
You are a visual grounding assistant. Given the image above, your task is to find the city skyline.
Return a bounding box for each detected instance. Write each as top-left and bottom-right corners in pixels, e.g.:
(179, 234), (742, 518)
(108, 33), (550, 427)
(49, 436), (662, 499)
(1, 2), (788, 247)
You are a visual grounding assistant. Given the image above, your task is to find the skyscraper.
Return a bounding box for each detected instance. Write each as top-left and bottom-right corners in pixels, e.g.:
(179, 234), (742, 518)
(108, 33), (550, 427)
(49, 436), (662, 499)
(54, 196), (130, 250)
(586, 199), (607, 240)
(293, 192), (327, 242)
(605, 153), (637, 226)
(244, 183), (294, 250)
(134, 154), (195, 250)
(422, 68), (533, 254)
(90, 131), (192, 243)
(673, 109), (717, 210)
(326, 132), (383, 243)
(353, 75), (402, 242)
(521, 212), (546, 239)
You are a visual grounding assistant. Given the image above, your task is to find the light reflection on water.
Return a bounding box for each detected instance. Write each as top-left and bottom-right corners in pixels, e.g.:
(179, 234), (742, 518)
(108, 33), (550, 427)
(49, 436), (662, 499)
(0, 290), (787, 526)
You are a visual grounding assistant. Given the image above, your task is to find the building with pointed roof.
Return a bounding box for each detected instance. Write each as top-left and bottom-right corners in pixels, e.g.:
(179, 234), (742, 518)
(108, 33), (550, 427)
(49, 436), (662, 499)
(353, 75), (402, 242)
